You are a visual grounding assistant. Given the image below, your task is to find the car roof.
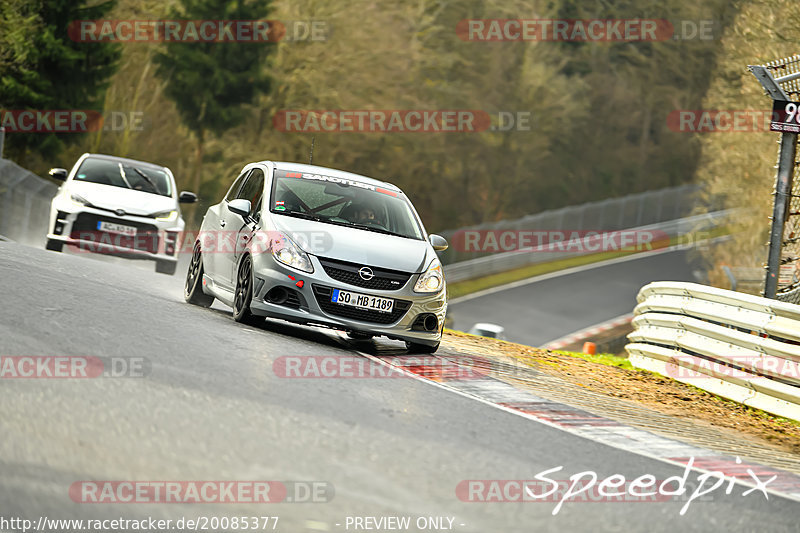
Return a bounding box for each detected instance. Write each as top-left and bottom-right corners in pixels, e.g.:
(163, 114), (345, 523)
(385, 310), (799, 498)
(83, 153), (170, 172)
(258, 161), (401, 192)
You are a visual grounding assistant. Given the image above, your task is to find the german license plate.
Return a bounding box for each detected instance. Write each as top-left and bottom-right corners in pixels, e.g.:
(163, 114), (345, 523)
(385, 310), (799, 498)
(97, 221), (137, 236)
(331, 289), (394, 313)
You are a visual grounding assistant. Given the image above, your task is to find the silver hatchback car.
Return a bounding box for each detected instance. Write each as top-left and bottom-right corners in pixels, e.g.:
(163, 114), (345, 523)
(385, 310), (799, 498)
(185, 161), (448, 353)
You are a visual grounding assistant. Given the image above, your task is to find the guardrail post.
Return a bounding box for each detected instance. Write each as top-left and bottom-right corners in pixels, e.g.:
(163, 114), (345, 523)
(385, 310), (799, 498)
(765, 132), (797, 298)
(749, 62), (799, 299)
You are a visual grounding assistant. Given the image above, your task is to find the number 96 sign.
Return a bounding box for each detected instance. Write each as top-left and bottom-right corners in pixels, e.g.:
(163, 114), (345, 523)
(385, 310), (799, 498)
(770, 100), (800, 133)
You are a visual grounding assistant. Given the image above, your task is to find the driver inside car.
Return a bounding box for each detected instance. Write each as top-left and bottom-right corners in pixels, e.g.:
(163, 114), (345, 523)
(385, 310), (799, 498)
(356, 206), (378, 224)
(342, 202), (381, 225)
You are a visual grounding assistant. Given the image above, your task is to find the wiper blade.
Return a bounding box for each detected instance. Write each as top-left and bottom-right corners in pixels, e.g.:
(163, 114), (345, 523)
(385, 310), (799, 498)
(279, 210), (323, 222)
(131, 167), (163, 195)
(117, 163), (134, 190)
(355, 225), (406, 238)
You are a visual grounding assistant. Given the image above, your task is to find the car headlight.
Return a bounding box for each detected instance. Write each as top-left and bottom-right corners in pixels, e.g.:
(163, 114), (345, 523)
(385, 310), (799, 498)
(272, 233), (314, 273)
(414, 259), (444, 293)
(153, 210), (178, 222)
(70, 193), (89, 207)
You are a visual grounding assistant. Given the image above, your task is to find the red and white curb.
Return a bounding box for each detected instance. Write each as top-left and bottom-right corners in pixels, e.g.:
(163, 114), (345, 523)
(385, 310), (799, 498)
(543, 313), (634, 351)
(360, 351), (800, 502)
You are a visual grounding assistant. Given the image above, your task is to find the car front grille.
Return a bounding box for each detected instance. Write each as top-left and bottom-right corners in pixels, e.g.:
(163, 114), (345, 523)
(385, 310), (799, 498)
(312, 284), (411, 325)
(70, 213), (159, 254)
(318, 257), (412, 291)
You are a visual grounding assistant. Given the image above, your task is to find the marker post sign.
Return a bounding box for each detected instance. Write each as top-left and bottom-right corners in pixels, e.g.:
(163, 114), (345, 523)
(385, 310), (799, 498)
(750, 58), (800, 301)
(770, 100), (800, 133)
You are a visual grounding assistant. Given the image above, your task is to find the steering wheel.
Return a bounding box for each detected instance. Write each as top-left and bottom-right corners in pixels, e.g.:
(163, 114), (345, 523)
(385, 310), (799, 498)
(360, 219), (388, 230)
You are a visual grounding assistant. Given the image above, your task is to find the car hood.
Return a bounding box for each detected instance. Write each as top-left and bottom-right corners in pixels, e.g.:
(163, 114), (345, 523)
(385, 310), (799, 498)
(68, 181), (176, 216)
(269, 214), (431, 273)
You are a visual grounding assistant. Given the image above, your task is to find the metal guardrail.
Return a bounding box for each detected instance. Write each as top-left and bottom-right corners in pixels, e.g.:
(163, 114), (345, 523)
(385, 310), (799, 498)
(0, 158), (58, 246)
(626, 281), (800, 421)
(443, 210), (733, 284)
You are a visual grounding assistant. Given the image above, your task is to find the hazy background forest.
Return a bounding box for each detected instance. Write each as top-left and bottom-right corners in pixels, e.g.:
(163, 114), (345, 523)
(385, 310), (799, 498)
(2, 0), (797, 282)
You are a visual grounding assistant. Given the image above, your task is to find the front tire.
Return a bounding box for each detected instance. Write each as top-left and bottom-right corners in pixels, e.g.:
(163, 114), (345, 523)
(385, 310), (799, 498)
(45, 239), (63, 252)
(233, 255), (260, 325)
(184, 242), (214, 307)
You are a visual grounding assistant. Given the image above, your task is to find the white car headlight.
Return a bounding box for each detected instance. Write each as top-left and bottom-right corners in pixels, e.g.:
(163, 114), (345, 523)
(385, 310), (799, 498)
(153, 210), (178, 222)
(70, 193), (89, 206)
(414, 259), (444, 293)
(272, 233), (314, 273)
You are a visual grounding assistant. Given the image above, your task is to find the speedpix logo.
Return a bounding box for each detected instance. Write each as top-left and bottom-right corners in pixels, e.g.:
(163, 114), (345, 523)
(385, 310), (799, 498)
(457, 457), (776, 516)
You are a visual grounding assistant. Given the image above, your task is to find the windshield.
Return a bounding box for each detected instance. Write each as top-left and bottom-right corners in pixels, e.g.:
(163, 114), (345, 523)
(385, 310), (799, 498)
(73, 157), (173, 197)
(270, 169), (424, 240)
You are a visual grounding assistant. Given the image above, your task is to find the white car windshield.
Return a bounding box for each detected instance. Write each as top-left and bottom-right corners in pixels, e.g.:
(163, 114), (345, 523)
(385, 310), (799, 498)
(73, 158), (173, 197)
(270, 169), (424, 240)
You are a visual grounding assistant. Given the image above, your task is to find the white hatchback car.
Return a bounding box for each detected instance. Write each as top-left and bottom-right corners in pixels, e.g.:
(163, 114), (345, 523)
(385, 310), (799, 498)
(46, 153), (197, 275)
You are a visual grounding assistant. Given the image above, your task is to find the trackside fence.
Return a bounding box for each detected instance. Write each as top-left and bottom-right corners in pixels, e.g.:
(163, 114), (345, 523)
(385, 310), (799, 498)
(438, 184), (703, 266)
(442, 210), (732, 284)
(626, 281), (800, 421)
(0, 158), (58, 246)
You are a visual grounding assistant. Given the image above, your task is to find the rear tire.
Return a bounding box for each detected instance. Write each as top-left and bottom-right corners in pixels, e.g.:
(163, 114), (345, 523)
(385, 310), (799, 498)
(184, 242), (214, 307)
(233, 255), (261, 325)
(156, 259), (177, 275)
(45, 239), (63, 252)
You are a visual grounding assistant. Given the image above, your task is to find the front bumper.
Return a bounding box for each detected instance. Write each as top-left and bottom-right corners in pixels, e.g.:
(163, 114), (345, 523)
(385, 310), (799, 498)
(246, 254), (447, 346)
(47, 201), (183, 263)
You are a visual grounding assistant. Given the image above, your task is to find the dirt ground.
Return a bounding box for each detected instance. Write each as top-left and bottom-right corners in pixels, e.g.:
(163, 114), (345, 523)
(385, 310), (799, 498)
(442, 331), (800, 456)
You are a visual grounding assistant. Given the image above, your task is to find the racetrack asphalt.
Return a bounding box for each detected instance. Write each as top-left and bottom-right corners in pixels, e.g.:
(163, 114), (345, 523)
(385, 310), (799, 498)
(1, 241), (797, 532)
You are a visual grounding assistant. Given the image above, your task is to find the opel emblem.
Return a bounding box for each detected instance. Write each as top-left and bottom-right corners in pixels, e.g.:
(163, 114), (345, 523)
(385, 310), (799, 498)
(115, 209), (126, 216)
(358, 267), (374, 281)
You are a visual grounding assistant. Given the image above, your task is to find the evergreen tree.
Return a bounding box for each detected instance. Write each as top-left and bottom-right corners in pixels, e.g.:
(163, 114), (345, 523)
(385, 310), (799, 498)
(0, 0), (120, 163)
(153, 0), (274, 212)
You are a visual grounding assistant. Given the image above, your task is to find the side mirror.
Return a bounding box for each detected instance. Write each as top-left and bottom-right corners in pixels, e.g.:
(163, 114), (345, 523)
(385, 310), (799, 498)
(178, 191), (197, 204)
(227, 199), (252, 218)
(49, 168), (68, 181)
(428, 234), (448, 251)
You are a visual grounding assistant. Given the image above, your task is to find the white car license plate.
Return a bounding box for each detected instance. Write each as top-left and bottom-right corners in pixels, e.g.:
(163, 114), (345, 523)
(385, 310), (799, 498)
(331, 289), (394, 313)
(97, 221), (137, 236)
